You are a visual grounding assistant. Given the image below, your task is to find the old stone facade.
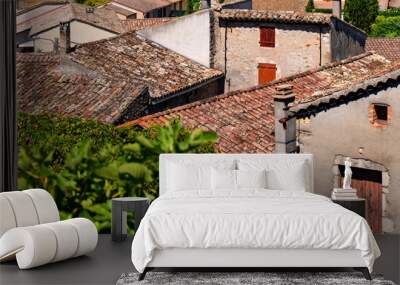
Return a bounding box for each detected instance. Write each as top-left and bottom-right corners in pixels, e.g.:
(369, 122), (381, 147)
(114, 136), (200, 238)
(214, 21), (331, 91)
(298, 84), (400, 233)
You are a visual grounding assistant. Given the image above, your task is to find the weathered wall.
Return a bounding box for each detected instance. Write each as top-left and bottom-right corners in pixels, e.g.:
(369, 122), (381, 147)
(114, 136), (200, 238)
(299, 84), (400, 233)
(252, 0), (307, 12)
(330, 17), (366, 62)
(138, 9), (212, 67)
(150, 76), (225, 113)
(214, 21), (331, 91)
(33, 20), (117, 52)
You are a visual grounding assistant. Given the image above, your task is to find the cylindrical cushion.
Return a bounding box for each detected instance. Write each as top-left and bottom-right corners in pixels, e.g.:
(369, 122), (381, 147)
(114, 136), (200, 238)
(64, 218), (98, 257)
(42, 221), (79, 262)
(0, 191), (39, 227)
(0, 218), (97, 269)
(0, 226), (57, 269)
(0, 196), (17, 237)
(23, 189), (59, 224)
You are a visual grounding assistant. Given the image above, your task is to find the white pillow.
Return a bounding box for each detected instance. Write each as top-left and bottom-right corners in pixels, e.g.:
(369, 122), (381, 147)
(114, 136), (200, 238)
(236, 169), (267, 189)
(238, 159), (308, 192)
(167, 163), (211, 191)
(211, 168), (237, 190)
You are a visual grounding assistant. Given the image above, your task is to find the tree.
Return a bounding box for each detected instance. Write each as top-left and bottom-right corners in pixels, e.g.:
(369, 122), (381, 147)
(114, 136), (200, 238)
(343, 0), (379, 32)
(305, 0), (315, 12)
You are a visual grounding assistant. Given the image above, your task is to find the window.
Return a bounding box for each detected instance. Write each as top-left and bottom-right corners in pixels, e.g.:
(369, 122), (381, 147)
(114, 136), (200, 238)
(369, 103), (391, 128)
(259, 27), (275, 47)
(258, 63), (276, 84)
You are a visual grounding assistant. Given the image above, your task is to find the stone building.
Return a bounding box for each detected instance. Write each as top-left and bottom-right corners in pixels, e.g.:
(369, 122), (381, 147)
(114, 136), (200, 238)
(214, 9), (366, 91)
(139, 9), (366, 92)
(121, 52), (400, 234)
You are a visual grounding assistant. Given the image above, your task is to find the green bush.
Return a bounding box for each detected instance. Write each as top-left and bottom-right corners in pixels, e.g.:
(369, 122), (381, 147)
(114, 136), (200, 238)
(18, 114), (217, 233)
(344, 0), (379, 32)
(305, 0), (315, 12)
(370, 15), (400, 37)
(378, 8), (400, 17)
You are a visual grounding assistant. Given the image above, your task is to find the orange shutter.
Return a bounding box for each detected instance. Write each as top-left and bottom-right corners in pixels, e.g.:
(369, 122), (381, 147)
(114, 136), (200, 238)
(258, 63), (276, 84)
(259, 27), (275, 47)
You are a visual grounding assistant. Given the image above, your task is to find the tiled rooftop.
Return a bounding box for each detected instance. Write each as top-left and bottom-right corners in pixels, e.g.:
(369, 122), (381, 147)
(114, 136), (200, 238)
(101, 3), (137, 16)
(17, 53), (147, 124)
(121, 53), (400, 153)
(27, 3), (124, 36)
(72, 32), (223, 100)
(366, 38), (400, 62)
(218, 9), (331, 24)
(121, 18), (172, 32)
(17, 32), (223, 123)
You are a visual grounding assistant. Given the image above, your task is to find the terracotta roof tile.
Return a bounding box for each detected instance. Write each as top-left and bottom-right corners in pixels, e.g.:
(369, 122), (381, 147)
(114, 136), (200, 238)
(17, 53), (147, 124)
(17, 32), (223, 123)
(218, 9), (331, 24)
(366, 37), (400, 62)
(72, 32), (223, 99)
(121, 18), (172, 32)
(120, 53), (400, 153)
(251, 0), (308, 12)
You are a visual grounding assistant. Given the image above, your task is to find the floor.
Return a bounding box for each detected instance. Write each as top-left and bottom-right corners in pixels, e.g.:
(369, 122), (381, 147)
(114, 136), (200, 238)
(0, 234), (399, 285)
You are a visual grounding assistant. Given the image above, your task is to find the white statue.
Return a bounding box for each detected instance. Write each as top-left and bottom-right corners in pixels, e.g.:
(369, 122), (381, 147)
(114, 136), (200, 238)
(343, 157), (352, 190)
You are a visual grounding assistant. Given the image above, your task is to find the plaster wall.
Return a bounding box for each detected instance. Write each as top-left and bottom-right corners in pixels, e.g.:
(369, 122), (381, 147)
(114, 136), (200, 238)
(214, 22), (331, 91)
(33, 20), (117, 52)
(299, 85), (400, 233)
(138, 9), (212, 67)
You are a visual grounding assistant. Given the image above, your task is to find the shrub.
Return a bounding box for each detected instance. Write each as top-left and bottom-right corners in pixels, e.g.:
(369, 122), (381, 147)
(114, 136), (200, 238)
(305, 0), (315, 12)
(378, 8), (400, 17)
(344, 0), (379, 32)
(370, 15), (400, 37)
(18, 114), (217, 232)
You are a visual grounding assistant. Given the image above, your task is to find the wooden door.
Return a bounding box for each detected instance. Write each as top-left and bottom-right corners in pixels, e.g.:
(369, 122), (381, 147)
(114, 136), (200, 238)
(339, 171), (382, 233)
(258, 63), (276, 84)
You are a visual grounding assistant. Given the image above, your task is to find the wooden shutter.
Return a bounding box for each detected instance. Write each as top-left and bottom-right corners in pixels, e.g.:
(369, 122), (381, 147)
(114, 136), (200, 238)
(259, 27), (275, 47)
(258, 63), (276, 84)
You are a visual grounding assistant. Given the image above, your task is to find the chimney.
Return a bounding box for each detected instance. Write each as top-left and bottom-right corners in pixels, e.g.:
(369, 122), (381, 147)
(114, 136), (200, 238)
(332, 0), (342, 19)
(59, 21), (71, 54)
(272, 84), (297, 153)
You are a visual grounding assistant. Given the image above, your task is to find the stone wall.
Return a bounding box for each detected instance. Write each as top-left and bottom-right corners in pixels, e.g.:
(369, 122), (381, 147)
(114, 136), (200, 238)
(214, 20), (331, 91)
(298, 83), (400, 233)
(330, 17), (366, 62)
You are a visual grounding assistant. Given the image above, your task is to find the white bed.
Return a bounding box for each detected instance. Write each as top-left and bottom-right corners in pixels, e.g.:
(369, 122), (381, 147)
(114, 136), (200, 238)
(131, 154), (380, 280)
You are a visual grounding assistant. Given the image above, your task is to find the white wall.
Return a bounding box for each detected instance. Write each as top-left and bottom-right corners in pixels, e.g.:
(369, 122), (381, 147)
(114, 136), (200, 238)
(138, 9), (211, 67)
(33, 20), (117, 52)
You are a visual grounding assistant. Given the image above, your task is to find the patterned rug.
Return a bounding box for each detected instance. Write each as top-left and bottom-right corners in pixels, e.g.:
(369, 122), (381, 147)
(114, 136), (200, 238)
(116, 271), (396, 285)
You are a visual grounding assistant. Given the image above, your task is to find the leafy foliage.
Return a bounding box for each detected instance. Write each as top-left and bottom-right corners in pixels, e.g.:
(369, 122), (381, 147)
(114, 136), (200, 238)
(370, 15), (400, 37)
(18, 114), (217, 233)
(305, 0), (314, 12)
(343, 0), (379, 32)
(185, 0), (200, 14)
(378, 8), (400, 17)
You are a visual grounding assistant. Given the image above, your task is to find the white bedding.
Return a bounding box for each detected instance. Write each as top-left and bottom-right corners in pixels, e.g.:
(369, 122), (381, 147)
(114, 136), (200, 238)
(131, 190), (380, 273)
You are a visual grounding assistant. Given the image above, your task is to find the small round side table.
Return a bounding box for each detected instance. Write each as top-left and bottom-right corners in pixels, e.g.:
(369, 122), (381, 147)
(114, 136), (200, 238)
(111, 197), (149, 242)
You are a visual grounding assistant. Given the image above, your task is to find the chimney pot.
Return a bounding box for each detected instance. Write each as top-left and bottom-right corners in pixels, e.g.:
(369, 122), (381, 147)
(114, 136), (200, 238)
(273, 84), (297, 153)
(59, 21), (71, 55)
